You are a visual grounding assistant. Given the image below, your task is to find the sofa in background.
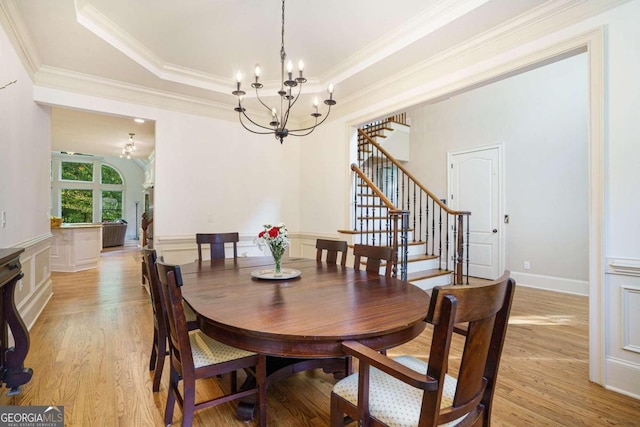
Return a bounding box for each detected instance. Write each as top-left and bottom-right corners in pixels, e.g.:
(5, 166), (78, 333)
(102, 222), (127, 248)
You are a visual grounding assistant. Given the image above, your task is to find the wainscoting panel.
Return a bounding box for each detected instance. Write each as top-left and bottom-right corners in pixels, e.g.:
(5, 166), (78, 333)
(605, 258), (640, 399)
(9, 233), (53, 346)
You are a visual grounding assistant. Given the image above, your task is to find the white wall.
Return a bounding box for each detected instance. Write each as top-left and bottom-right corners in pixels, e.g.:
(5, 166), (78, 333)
(406, 53), (588, 289)
(0, 25), (50, 246)
(0, 23), (52, 332)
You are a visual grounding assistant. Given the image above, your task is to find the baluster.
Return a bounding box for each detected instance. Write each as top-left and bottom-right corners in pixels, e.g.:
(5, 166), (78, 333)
(412, 183), (416, 242)
(425, 197), (430, 256)
(419, 191), (423, 243)
(431, 199), (436, 256)
(353, 173), (358, 231)
(446, 214), (451, 273)
(466, 215), (470, 285)
(406, 175), (410, 218)
(438, 206), (443, 270)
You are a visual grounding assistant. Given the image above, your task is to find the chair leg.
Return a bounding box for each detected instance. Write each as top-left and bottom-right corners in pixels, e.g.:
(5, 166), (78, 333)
(181, 377), (196, 427)
(149, 329), (158, 372)
(152, 332), (166, 392)
(330, 392), (345, 427)
(164, 369), (178, 426)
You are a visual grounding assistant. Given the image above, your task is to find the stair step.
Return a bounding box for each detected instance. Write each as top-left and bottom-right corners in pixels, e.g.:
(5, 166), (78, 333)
(356, 193), (382, 198)
(346, 241), (425, 249)
(356, 216), (391, 220)
(337, 228), (414, 235)
(407, 268), (452, 282)
(356, 204), (390, 208)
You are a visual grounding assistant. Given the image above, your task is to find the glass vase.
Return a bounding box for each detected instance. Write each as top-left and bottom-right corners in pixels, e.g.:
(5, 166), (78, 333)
(269, 244), (284, 277)
(273, 255), (282, 277)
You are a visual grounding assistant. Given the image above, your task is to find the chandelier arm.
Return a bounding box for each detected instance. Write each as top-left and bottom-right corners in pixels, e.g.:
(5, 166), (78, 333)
(288, 105), (333, 133)
(281, 83), (302, 130)
(254, 87), (274, 114)
(239, 111), (277, 134)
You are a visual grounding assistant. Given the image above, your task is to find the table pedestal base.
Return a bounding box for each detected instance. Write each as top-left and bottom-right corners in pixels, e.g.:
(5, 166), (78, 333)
(237, 356), (351, 421)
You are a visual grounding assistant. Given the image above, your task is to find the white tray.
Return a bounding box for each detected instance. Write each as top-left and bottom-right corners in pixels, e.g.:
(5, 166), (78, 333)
(251, 268), (301, 280)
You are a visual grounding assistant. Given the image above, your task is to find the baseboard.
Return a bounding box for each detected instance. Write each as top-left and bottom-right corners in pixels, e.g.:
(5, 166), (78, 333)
(510, 271), (589, 296)
(605, 357), (640, 400)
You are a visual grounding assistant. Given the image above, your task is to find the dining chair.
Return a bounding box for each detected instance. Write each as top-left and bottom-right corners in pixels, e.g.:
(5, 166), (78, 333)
(316, 239), (348, 266)
(196, 232), (239, 261)
(330, 272), (515, 427)
(353, 244), (394, 278)
(156, 260), (267, 427)
(142, 248), (198, 392)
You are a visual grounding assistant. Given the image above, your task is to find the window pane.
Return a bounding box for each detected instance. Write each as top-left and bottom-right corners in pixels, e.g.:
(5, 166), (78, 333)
(101, 164), (123, 184)
(61, 189), (93, 223)
(61, 162), (93, 181)
(102, 191), (123, 222)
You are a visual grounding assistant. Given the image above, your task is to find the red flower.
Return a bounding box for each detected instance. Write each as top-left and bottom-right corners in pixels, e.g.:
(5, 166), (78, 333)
(268, 227), (279, 238)
(258, 231), (265, 238)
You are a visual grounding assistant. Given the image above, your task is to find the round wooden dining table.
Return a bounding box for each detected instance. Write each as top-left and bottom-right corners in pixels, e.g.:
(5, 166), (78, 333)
(179, 257), (430, 358)
(179, 256), (430, 420)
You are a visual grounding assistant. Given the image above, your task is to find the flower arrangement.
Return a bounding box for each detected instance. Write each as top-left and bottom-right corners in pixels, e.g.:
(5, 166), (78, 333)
(256, 223), (289, 275)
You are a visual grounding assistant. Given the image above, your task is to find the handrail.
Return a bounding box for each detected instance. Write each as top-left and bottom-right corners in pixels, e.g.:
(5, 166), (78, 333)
(358, 129), (470, 216)
(351, 164), (395, 209)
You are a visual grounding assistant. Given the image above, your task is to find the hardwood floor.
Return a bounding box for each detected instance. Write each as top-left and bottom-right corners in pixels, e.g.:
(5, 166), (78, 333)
(2, 243), (639, 426)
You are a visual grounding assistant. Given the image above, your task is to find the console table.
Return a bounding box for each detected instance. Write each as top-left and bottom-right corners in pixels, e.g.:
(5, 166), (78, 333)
(0, 248), (33, 395)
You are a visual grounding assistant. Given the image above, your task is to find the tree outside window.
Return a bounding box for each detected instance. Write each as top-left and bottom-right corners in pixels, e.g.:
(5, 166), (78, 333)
(61, 189), (93, 223)
(54, 159), (126, 223)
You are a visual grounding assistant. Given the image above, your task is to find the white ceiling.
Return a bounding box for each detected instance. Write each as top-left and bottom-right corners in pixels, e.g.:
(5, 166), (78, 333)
(1, 0), (557, 158)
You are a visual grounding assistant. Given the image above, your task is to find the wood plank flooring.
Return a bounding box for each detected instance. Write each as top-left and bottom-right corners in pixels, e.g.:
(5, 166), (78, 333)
(1, 243), (639, 426)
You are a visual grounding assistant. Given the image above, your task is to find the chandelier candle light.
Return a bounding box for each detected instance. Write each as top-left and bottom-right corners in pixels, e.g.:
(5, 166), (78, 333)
(256, 223), (289, 276)
(232, 0), (336, 144)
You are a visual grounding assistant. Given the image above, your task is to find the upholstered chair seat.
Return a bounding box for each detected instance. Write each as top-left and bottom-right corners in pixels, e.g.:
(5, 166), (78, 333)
(333, 355), (467, 427)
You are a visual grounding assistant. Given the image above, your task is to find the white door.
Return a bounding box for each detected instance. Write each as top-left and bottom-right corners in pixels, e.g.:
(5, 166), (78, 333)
(448, 146), (502, 279)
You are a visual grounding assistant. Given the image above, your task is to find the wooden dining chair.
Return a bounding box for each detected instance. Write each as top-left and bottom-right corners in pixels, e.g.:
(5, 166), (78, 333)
(196, 232), (239, 261)
(142, 248), (198, 392)
(353, 244), (394, 278)
(316, 239), (348, 266)
(330, 272), (515, 427)
(156, 261), (267, 427)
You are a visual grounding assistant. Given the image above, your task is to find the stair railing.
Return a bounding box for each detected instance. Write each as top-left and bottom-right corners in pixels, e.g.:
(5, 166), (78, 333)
(351, 165), (410, 281)
(356, 128), (471, 285)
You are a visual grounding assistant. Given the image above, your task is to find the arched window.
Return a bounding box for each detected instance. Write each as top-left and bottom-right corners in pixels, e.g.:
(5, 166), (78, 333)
(100, 164), (125, 222)
(52, 155), (126, 223)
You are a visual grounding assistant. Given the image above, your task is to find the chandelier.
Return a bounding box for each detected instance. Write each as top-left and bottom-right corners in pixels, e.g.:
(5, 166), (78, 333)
(232, 0), (336, 144)
(120, 133), (136, 159)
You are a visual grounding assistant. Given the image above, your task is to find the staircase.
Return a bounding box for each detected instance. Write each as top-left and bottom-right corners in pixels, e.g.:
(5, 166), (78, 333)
(338, 114), (471, 290)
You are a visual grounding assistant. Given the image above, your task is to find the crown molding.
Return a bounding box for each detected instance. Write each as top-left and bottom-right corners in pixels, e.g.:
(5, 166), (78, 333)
(320, 0), (491, 85)
(0, 0), (41, 77)
(334, 0), (624, 118)
(34, 65), (235, 120)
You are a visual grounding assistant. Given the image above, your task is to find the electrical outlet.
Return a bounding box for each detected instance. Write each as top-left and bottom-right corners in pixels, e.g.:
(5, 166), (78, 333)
(1, 211), (6, 228)
(524, 261), (531, 270)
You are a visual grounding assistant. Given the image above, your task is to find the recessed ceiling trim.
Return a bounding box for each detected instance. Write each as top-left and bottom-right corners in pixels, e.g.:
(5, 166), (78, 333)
(320, 0), (491, 85)
(74, 0), (232, 93)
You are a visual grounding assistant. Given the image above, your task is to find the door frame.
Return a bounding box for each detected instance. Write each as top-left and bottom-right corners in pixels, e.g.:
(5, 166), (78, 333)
(447, 144), (505, 279)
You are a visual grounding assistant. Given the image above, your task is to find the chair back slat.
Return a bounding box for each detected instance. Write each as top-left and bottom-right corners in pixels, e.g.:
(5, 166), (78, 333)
(353, 244), (394, 277)
(196, 232), (239, 261)
(316, 239), (348, 266)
